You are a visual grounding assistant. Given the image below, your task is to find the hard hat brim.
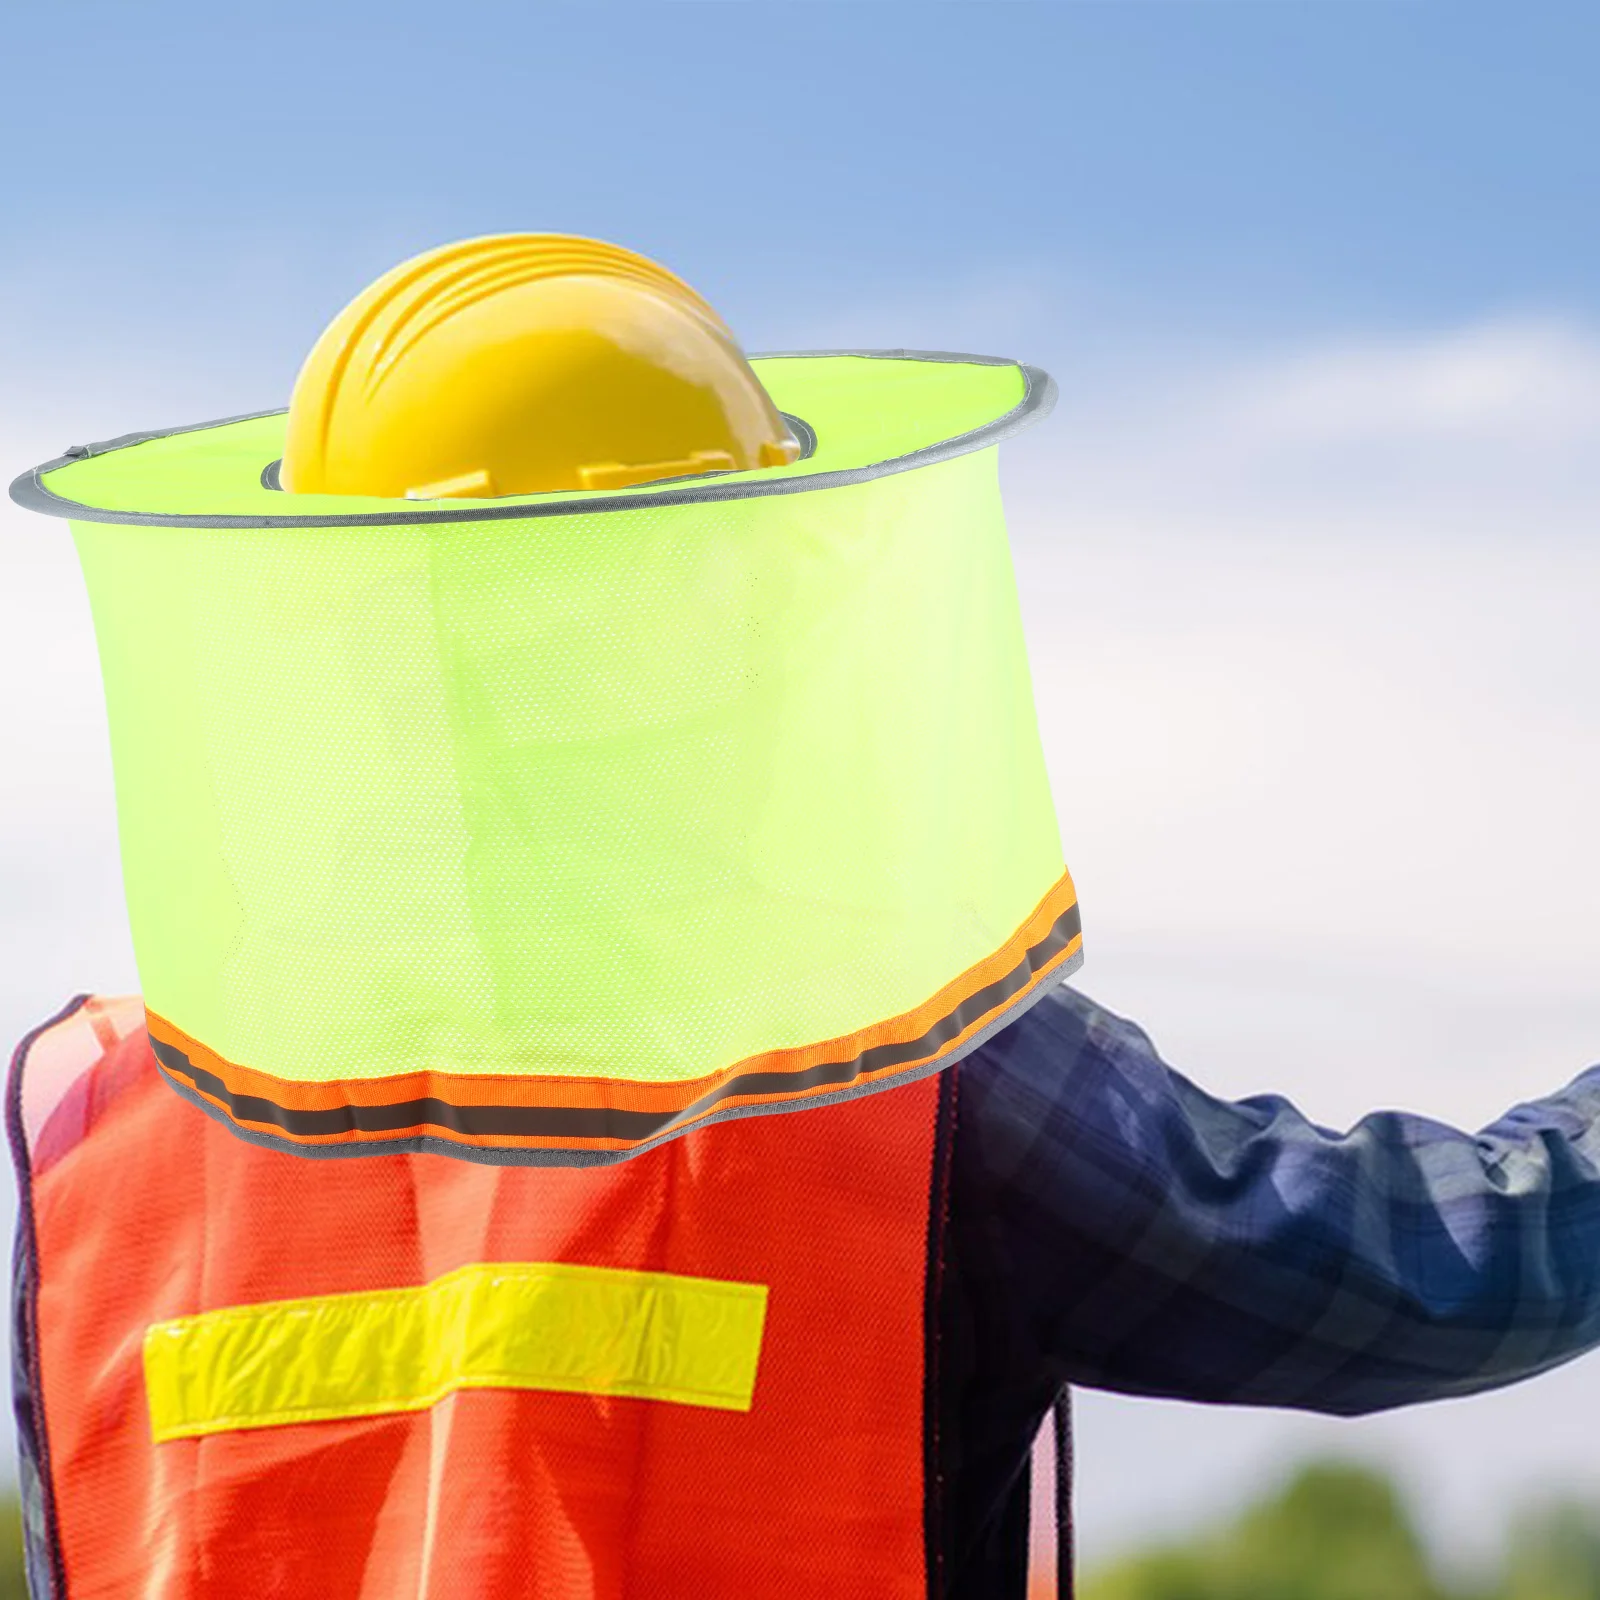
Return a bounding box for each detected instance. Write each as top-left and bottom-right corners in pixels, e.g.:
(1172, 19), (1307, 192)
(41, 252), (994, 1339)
(11, 351), (1054, 529)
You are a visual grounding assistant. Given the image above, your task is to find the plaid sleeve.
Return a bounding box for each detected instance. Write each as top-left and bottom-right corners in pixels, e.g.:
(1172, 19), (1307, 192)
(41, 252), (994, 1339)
(954, 982), (1600, 1415)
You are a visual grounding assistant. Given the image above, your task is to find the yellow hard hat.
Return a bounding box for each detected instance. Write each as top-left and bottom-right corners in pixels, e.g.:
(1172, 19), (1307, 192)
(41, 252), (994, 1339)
(280, 234), (801, 499)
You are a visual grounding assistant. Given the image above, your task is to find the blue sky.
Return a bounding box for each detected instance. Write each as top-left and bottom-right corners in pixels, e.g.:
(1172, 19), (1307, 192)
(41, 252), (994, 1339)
(6, 2), (1600, 1581)
(5, 1), (1598, 390)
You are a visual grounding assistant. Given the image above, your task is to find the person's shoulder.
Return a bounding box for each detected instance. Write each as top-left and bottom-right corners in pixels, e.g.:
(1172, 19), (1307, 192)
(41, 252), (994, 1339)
(976, 980), (1165, 1074)
(953, 980), (1179, 1157)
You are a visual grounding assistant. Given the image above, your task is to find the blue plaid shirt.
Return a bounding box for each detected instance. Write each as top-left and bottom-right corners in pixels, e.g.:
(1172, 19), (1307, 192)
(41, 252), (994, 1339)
(937, 980), (1600, 1596)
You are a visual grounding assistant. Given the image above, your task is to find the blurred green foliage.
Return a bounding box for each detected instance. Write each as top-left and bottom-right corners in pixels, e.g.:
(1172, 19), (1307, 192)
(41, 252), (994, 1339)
(1499, 1502), (1600, 1600)
(6, 1467), (1600, 1597)
(0, 1495), (23, 1599)
(1081, 1464), (1442, 1600)
(1079, 1462), (1600, 1600)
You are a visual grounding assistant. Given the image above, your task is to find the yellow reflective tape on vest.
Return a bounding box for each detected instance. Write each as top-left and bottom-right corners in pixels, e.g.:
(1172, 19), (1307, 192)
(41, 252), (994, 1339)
(143, 1262), (770, 1441)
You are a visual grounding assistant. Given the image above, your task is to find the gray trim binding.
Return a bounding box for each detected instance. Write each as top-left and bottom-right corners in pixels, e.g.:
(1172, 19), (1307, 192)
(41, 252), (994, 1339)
(9, 351), (1054, 530)
(8, 994), (92, 1600)
(753, 348), (1020, 365)
(778, 408), (818, 462)
(149, 899), (1079, 1154)
(155, 946), (1082, 1168)
(53, 408), (286, 463)
(255, 409), (818, 495)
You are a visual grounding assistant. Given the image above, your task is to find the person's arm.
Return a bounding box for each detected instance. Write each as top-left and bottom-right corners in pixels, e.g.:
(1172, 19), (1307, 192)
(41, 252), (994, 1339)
(955, 982), (1600, 1415)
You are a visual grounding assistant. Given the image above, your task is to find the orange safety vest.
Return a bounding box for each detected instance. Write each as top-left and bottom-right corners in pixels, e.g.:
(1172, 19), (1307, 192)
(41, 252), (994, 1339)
(10, 995), (1065, 1598)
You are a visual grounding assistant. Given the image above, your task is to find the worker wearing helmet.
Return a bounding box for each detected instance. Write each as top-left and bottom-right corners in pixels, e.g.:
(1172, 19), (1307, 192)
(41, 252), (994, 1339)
(12, 237), (1600, 1600)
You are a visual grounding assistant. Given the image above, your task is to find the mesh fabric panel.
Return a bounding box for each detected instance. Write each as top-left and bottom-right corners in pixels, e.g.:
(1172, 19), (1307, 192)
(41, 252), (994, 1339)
(73, 449), (1063, 1089)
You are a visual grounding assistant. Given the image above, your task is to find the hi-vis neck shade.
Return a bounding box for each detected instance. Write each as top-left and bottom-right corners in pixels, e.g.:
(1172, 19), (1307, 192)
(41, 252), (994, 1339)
(11, 351), (1082, 1164)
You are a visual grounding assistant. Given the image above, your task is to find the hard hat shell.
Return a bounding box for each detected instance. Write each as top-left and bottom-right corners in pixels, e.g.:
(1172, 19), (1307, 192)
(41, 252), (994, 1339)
(281, 235), (801, 499)
(12, 350), (1079, 1166)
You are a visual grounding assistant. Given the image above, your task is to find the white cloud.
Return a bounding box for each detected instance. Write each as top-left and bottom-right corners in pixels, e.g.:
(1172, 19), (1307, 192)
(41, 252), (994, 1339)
(1214, 318), (1600, 447)
(998, 316), (1600, 1573)
(1, 389), (151, 1132)
(1015, 313), (1600, 544)
(1003, 318), (1600, 1064)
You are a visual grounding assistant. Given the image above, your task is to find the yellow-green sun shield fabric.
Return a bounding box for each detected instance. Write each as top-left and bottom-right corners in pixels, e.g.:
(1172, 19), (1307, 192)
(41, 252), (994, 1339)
(47, 354), (1071, 1159)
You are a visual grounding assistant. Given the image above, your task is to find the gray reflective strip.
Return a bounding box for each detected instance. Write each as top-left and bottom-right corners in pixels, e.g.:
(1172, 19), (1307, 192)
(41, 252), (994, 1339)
(157, 947), (1082, 1169)
(753, 348), (1020, 365)
(778, 409), (818, 462)
(55, 408), (286, 463)
(8, 351), (1054, 530)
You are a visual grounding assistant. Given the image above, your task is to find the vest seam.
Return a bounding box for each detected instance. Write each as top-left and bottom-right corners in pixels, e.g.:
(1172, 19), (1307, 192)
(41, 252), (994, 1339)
(922, 1060), (960, 1600)
(7, 992), (94, 1600)
(1053, 1386), (1075, 1600)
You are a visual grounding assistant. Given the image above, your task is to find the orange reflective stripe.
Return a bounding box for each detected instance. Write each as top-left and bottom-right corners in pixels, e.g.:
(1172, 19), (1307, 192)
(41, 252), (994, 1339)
(146, 870), (1080, 1161)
